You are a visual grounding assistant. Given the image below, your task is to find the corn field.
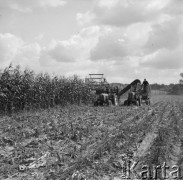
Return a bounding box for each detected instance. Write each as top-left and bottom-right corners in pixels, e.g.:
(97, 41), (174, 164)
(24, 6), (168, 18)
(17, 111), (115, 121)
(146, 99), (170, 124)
(1, 95), (183, 179)
(0, 65), (94, 113)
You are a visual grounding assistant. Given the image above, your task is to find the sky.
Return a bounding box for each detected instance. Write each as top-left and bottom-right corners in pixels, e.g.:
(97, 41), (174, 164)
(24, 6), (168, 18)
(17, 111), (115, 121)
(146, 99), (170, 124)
(0, 0), (183, 84)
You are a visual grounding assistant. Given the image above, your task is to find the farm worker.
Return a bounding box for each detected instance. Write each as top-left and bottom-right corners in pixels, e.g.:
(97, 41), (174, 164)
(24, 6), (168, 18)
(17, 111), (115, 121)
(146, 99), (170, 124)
(142, 79), (149, 95)
(143, 79), (149, 86)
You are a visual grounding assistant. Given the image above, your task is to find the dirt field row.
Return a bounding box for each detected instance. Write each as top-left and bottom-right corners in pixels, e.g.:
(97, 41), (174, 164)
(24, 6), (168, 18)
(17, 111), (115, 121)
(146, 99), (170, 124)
(0, 95), (183, 179)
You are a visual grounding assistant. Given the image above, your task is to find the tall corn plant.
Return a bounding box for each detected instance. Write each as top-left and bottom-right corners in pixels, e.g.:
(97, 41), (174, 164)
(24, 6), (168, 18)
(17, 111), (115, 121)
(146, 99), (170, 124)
(0, 65), (93, 114)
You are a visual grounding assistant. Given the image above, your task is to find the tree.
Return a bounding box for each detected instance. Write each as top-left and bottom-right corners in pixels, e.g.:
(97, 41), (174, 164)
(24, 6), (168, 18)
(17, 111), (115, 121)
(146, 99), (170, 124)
(180, 73), (183, 85)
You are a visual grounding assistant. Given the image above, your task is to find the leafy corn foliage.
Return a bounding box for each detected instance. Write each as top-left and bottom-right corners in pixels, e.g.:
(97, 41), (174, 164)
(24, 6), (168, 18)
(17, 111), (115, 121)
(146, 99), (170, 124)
(0, 65), (94, 113)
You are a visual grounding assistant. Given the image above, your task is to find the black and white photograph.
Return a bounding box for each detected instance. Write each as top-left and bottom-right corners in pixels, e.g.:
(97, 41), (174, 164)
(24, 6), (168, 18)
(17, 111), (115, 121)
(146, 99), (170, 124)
(0, 0), (183, 179)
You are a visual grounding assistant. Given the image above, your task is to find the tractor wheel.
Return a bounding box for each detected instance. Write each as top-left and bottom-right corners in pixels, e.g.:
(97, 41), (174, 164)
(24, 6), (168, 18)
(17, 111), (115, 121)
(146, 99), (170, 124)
(146, 99), (150, 105)
(135, 100), (139, 106)
(99, 101), (104, 106)
(138, 99), (141, 106)
(94, 101), (98, 106)
(128, 101), (131, 106)
(108, 100), (112, 106)
(124, 100), (128, 106)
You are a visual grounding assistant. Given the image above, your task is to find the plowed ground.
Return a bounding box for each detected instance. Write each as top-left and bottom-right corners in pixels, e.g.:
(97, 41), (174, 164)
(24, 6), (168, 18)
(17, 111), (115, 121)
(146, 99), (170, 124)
(0, 95), (183, 179)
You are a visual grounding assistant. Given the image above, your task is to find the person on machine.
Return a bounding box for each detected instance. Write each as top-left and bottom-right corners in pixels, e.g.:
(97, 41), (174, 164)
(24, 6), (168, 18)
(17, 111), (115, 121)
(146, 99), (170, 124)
(142, 79), (150, 95)
(143, 79), (149, 86)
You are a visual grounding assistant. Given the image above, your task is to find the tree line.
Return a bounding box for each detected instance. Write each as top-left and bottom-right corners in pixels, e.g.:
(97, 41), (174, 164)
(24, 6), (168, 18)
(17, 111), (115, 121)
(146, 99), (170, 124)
(152, 73), (183, 95)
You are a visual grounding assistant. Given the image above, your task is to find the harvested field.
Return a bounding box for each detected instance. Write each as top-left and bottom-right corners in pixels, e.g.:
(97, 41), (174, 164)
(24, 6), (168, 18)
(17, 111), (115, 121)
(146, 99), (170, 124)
(0, 95), (183, 179)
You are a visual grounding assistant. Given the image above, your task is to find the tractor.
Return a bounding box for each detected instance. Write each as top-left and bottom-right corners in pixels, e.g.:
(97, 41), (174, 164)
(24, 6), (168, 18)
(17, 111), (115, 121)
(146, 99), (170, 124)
(94, 88), (118, 106)
(118, 79), (151, 106)
(85, 74), (118, 106)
